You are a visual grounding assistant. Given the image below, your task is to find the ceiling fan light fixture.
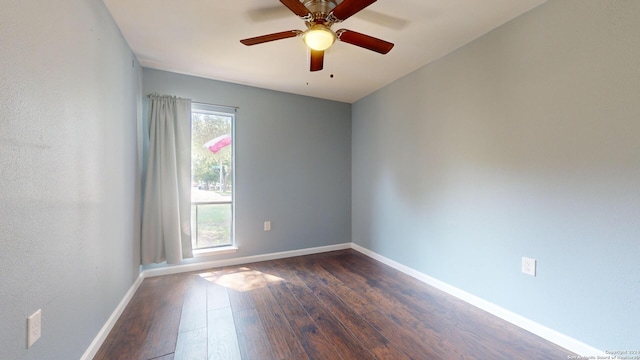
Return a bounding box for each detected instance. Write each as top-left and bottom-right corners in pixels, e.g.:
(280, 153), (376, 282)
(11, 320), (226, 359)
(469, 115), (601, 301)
(303, 24), (336, 51)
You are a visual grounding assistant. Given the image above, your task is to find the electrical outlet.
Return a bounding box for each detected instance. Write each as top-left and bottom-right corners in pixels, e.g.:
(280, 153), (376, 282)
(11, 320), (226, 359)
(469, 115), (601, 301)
(264, 221), (271, 231)
(522, 257), (536, 277)
(27, 309), (41, 348)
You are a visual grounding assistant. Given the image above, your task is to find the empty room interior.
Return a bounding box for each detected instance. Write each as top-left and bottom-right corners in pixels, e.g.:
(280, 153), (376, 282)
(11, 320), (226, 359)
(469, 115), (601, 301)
(1, 0), (638, 359)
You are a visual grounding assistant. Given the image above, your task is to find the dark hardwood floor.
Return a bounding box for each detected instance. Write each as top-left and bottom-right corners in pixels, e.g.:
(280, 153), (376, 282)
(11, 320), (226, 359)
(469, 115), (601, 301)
(94, 249), (575, 359)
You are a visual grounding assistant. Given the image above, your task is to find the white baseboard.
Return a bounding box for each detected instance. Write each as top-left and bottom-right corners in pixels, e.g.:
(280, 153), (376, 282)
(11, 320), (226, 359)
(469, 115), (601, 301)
(142, 243), (352, 278)
(350, 243), (605, 357)
(80, 273), (145, 360)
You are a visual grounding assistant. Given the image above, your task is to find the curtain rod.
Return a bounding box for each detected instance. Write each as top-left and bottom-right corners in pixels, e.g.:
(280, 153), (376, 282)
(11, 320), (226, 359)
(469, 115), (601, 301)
(192, 101), (239, 111)
(146, 94), (239, 110)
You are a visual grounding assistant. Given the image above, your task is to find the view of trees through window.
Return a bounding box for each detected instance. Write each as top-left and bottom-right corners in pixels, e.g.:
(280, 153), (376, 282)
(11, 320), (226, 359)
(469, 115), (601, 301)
(191, 109), (233, 249)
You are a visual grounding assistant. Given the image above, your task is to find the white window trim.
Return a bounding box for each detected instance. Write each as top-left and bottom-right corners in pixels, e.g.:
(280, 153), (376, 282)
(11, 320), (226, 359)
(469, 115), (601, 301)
(192, 246), (238, 258)
(191, 102), (237, 251)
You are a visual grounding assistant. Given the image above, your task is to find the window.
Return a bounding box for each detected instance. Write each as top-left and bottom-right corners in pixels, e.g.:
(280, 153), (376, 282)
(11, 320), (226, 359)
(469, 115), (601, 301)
(191, 104), (235, 250)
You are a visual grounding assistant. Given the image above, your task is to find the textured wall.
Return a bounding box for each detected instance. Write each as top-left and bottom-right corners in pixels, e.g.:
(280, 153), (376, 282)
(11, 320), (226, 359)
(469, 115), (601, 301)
(142, 68), (352, 267)
(352, 0), (639, 350)
(0, 0), (142, 358)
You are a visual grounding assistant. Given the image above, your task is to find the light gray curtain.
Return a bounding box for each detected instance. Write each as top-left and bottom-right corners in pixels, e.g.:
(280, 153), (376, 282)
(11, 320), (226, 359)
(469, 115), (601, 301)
(141, 94), (193, 264)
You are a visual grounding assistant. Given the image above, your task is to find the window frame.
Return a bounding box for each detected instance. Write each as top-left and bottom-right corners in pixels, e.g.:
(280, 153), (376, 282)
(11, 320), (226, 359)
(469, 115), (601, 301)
(190, 103), (236, 254)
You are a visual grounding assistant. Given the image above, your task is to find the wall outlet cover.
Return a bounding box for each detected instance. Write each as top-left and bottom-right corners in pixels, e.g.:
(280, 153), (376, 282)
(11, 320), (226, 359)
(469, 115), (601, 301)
(522, 257), (536, 277)
(27, 309), (42, 348)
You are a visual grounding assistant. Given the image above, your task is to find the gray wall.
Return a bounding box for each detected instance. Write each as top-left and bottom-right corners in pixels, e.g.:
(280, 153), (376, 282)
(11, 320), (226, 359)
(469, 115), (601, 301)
(0, 0), (142, 359)
(352, 0), (639, 350)
(143, 68), (351, 264)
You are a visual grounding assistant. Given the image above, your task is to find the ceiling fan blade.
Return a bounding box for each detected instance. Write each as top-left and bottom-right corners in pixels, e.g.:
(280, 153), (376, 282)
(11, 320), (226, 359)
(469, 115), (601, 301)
(331, 0), (376, 21)
(336, 29), (394, 54)
(280, 0), (312, 18)
(240, 30), (301, 46)
(310, 50), (324, 72)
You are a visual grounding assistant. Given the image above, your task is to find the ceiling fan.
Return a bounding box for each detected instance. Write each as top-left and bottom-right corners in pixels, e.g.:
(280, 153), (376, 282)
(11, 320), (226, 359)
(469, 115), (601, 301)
(240, 0), (394, 72)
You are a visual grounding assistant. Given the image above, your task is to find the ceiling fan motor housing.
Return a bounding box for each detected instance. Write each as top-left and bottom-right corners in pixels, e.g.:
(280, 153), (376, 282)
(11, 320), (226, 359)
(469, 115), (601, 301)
(303, 0), (338, 23)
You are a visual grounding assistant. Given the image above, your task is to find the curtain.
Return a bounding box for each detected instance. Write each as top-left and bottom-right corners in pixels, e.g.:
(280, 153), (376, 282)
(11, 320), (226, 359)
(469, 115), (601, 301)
(141, 94), (192, 264)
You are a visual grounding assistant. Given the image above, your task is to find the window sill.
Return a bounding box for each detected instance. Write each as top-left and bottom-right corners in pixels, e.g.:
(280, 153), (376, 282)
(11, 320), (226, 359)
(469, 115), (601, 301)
(193, 246), (237, 258)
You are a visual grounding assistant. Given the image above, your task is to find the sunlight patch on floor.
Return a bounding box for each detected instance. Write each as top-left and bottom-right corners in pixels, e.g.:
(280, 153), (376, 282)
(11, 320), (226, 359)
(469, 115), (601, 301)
(198, 267), (284, 292)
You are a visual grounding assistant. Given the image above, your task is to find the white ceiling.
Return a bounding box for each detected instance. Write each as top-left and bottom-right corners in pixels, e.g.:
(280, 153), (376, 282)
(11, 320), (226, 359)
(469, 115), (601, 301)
(103, 0), (546, 103)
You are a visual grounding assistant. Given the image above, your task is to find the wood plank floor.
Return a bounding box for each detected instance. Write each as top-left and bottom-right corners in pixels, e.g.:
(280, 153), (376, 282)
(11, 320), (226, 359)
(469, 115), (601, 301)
(94, 249), (575, 359)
